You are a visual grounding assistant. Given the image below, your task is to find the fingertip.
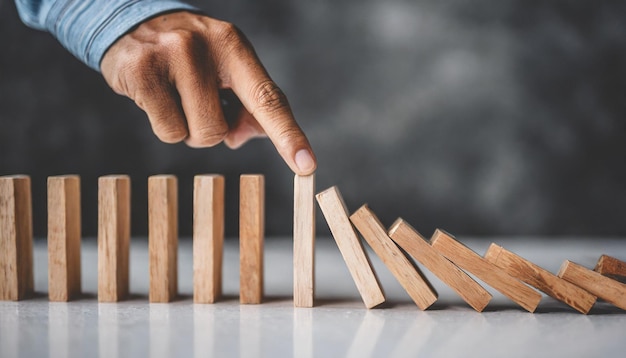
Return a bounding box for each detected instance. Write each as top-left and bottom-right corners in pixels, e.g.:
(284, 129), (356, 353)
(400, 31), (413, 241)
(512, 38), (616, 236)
(294, 148), (317, 175)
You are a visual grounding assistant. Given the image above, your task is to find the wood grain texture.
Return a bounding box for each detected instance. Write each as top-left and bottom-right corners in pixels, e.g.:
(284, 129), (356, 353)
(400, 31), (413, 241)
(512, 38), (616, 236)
(388, 219), (491, 312)
(193, 174), (225, 304)
(98, 175), (130, 302)
(485, 244), (596, 314)
(240, 174), (264, 304)
(294, 174), (315, 308)
(351, 206), (437, 310)
(0, 175), (33, 301)
(149, 175), (178, 303)
(48, 175), (82, 302)
(315, 187), (385, 309)
(430, 230), (541, 312)
(594, 255), (626, 278)
(558, 260), (626, 311)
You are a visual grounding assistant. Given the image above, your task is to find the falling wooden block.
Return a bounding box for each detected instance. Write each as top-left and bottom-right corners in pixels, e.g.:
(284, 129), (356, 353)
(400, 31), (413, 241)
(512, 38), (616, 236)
(594, 255), (626, 279)
(558, 260), (626, 311)
(149, 175), (178, 303)
(0, 175), (33, 301)
(388, 219), (491, 312)
(193, 174), (225, 304)
(293, 174), (315, 308)
(48, 175), (82, 302)
(315, 187), (385, 308)
(485, 244), (596, 314)
(98, 175), (130, 302)
(240, 174), (264, 304)
(350, 206), (437, 310)
(430, 230), (541, 312)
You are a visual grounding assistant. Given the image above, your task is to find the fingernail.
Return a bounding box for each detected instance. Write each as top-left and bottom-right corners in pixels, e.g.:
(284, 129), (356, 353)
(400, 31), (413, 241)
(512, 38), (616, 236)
(295, 149), (316, 174)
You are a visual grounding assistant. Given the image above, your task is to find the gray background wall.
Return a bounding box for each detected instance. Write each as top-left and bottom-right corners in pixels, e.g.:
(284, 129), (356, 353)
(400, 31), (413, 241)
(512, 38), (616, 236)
(1, 0), (626, 238)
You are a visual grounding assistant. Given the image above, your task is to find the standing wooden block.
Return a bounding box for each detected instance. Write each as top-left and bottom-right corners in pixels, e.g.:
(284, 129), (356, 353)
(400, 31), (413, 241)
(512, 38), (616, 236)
(193, 174), (225, 304)
(388, 219), (491, 312)
(98, 175), (130, 302)
(315, 187), (385, 308)
(350, 206), (437, 310)
(240, 174), (264, 304)
(48, 175), (82, 301)
(594, 255), (626, 278)
(149, 175), (178, 303)
(485, 244), (596, 314)
(558, 260), (626, 311)
(294, 174), (315, 308)
(430, 230), (541, 312)
(0, 175), (33, 301)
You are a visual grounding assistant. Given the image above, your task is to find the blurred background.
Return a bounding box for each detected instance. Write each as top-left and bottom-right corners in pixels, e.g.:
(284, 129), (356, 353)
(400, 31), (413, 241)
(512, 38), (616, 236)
(1, 0), (626, 238)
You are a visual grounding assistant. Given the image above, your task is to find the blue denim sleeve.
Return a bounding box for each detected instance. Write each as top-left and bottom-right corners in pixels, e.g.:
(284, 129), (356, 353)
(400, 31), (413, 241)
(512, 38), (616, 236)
(15, 0), (199, 72)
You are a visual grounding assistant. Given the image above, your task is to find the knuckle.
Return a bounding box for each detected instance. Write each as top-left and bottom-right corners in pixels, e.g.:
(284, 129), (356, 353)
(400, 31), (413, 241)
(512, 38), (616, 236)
(159, 29), (197, 51)
(211, 21), (250, 57)
(189, 123), (229, 147)
(251, 81), (290, 115)
(155, 127), (188, 144)
(213, 21), (243, 43)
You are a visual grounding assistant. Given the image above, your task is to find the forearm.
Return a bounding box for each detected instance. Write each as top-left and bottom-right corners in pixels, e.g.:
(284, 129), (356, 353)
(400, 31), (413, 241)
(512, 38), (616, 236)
(14, 0), (198, 71)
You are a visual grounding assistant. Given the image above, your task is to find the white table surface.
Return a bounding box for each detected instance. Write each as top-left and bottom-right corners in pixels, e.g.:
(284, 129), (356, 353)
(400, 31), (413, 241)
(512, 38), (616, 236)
(1, 237), (625, 358)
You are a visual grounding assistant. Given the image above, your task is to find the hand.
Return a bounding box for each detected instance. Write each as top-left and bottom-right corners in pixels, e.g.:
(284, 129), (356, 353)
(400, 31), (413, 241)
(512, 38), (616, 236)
(100, 11), (316, 175)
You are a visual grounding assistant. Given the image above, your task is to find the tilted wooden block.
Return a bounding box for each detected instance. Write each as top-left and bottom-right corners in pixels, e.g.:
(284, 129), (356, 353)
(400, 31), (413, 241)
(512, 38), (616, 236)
(558, 260), (626, 311)
(351, 206), (437, 310)
(485, 244), (596, 314)
(0, 175), (34, 301)
(98, 175), (130, 302)
(48, 175), (82, 302)
(315, 187), (385, 309)
(149, 175), (178, 303)
(293, 174), (315, 308)
(193, 175), (225, 304)
(240, 174), (265, 304)
(430, 230), (541, 312)
(594, 255), (626, 279)
(388, 219), (491, 312)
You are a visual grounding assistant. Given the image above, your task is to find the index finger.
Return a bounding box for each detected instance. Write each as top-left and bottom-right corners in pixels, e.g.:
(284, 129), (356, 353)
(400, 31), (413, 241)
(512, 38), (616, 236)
(224, 39), (317, 175)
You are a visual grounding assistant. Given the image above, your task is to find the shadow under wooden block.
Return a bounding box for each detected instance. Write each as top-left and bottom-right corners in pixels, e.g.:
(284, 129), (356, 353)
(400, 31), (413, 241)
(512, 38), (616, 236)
(388, 219), (491, 312)
(558, 260), (626, 311)
(430, 229), (541, 313)
(485, 244), (596, 314)
(316, 186), (385, 309)
(350, 206), (437, 310)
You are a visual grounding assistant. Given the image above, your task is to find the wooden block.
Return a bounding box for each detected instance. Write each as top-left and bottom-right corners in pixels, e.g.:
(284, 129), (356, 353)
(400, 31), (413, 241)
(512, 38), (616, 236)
(240, 174), (264, 304)
(0, 175), (33, 301)
(485, 244), (596, 314)
(350, 206), (437, 310)
(315, 187), (385, 308)
(594, 255), (626, 278)
(388, 219), (492, 312)
(149, 175), (178, 303)
(193, 174), (225, 304)
(48, 175), (82, 302)
(558, 260), (626, 311)
(294, 174), (315, 308)
(98, 175), (130, 302)
(430, 230), (541, 312)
